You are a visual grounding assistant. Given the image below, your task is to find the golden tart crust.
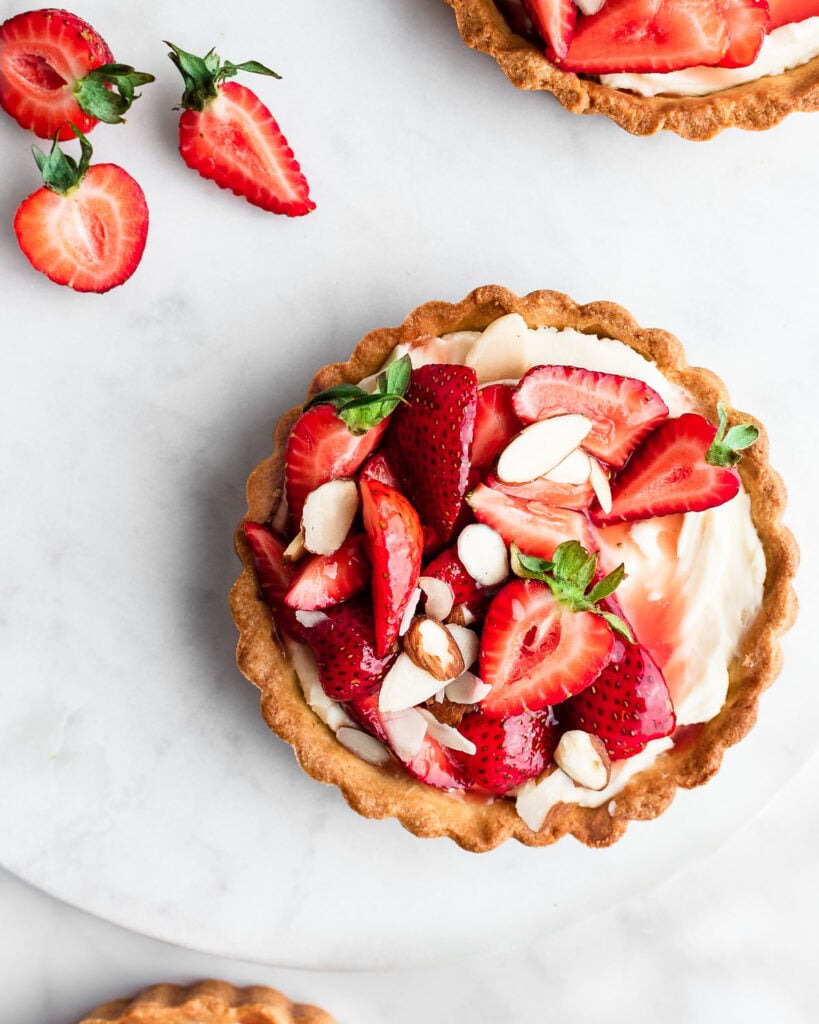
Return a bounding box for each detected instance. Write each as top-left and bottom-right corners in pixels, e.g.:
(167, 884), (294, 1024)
(230, 285), (798, 851)
(79, 981), (334, 1024)
(443, 0), (819, 139)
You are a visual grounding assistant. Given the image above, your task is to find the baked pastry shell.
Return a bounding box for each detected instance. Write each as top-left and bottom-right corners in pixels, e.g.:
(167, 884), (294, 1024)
(230, 285), (798, 852)
(444, 0), (819, 139)
(79, 980), (334, 1024)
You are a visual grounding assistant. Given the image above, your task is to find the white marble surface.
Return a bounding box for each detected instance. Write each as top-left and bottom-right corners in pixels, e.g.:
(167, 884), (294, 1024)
(1, 0), (819, 1015)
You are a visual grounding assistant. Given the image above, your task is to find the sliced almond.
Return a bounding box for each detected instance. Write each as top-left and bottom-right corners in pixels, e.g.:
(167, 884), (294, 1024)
(496, 414), (593, 484)
(379, 653), (446, 712)
(399, 587), (422, 636)
(302, 479), (359, 555)
(417, 709), (477, 755)
(381, 707), (428, 760)
(403, 617), (465, 682)
(418, 576), (455, 622)
(554, 730), (612, 791)
(294, 609), (328, 629)
(589, 458), (612, 515)
(446, 623), (479, 670)
(576, 0), (605, 14)
(336, 726), (392, 766)
(282, 528), (307, 563)
(544, 448), (592, 485)
(457, 523), (509, 587)
(444, 671), (492, 705)
(464, 312), (529, 384)
(446, 603), (476, 627)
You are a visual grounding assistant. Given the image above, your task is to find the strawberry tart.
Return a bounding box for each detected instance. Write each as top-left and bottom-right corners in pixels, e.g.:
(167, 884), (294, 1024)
(230, 286), (797, 850)
(444, 0), (819, 137)
(77, 981), (334, 1024)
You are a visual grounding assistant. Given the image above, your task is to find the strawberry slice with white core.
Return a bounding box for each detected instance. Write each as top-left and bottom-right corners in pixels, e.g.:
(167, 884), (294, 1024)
(523, 0), (578, 61)
(718, 0), (770, 68)
(514, 365), (669, 469)
(284, 533), (370, 610)
(559, 0), (730, 75)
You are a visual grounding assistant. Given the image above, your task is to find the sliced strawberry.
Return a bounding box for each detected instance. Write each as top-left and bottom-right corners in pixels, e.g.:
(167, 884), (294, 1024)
(468, 483), (596, 560)
(242, 520), (300, 638)
(284, 533), (370, 610)
(383, 364), (479, 542)
(513, 365), (668, 470)
(403, 735), (469, 790)
(13, 130), (148, 293)
(719, 0), (769, 68)
(454, 707), (558, 794)
(592, 408), (757, 526)
(523, 0), (578, 60)
(167, 43), (314, 216)
(423, 544), (488, 612)
(0, 9), (153, 139)
(560, 0), (730, 74)
(471, 383), (522, 471)
(767, 0), (819, 29)
(298, 596), (396, 702)
(359, 451), (403, 491)
(284, 405), (387, 529)
(560, 637), (675, 759)
(484, 470), (595, 510)
(360, 478), (424, 657)
(480, 579), (615, 715)
(345, 691), (390, 744)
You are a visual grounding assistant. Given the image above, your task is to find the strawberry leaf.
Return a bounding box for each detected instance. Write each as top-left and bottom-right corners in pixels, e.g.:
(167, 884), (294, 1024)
(303, 355), (412, 435)
(74, 63), (155, 125)
(706, 403), (759, 468)
(166, 43), (281, 112)
(32, 125), (92, 195)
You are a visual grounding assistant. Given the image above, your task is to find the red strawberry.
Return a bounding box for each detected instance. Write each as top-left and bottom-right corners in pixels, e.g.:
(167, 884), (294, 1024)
(242, 520), (300, 638)
(484, 470), (595, 510)
(423, 544), (488, 613)
(402, 734), (468, 790)
(454, 707), (558, 794)
(468, 483), (596, 560)
(360, 478), (423, 657)
(560, 637), (675, 759)
(768, 0), (819, 29)
(591, 408), (758, 526)
(297, 596), (396, 702)
(284, 404), (387, 529)
(719, 0), (769, 68)
(167, 42), (314, 216)
(284, 533), (370, 611)
(359, 451), (403, 491)
(0, 8), (153, 139)
(471, 383), (522, 471)
(560, 0), (730, 74)
(383, 364), (479, 542)
(13, 129), (148, 292)
(523, 0), (577, 60)
(513, 365), (669, 469)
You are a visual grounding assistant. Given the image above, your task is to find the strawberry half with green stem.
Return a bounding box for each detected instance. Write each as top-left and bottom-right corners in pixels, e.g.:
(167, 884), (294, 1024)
(592, 404), (759, 526)
(166, 41), (313, 216)
(13, 126), (148, 292)
(383, 363), (478, 542)
(479, 541), (632, 716)
(360, 478), (423, 657)
(0, 8), (154, 139)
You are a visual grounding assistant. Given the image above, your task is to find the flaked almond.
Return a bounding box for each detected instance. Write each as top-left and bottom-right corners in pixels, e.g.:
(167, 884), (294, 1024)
(403, 617), (465, 682)
(417, 708), (476, 755)
(418, 575), (455, 621)
(302, 478), (359, 555)
(464, 312), (529, 384)
(282, 528), (307, 563)
(554, 730), (612, 791)
(544, 447), (592, 485)
(589, 457), (612, 515)
(294, 609), (328, 629)
(457, 522), (509, 587)
(446, 623), (480, 670)
(379, 653), (446, 712)
(444, 671), (492, 705)
(496, 414), (593, 484)
(381, 707), (428, 760)
(399, 586), (422, 636)
(446, 603), (476, 627)
(336, 726), (392, 766)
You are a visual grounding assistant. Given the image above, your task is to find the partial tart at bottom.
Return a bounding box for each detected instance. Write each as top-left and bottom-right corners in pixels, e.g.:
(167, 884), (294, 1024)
(78, 981), (334, 1024)
(444, 0), (819, 139)
(230, 285), (797, 851)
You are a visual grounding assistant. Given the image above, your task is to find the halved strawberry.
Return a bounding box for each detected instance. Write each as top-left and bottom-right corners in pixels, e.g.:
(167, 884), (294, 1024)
(383, 363), (479, 542)
(513, 365), (669, 469)
(523, 0), (578, 60)
(484, 470), (595, 510)
(360, 478), (423, 657)
(0, 8), (153, 139)
(560, 637), (675, 759)
(454, 707), (558, 794)
(359, 451), (402, 491)
(242, 520), (300, 638)
(403, 735), (469, 790)
(471, 383), (522, 472)
(13, 129), (148, 292)
(719, 0), (769, 68)
(767, 0), (819, 29)
(423, 544), (488, 612)
(592, 406), (758, 526)
(167, 42), (314, 216)
(284, 533), (370, 610)
(468, 483), (596, 560)
(560, 0), (730, 74)
(297, 596), (396, 702)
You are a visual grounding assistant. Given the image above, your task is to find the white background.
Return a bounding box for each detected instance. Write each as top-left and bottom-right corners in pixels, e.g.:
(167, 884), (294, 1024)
(1, 0), (818, 1020)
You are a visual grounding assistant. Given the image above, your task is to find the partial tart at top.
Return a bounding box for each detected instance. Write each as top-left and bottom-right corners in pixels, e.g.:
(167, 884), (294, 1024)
(444, 0), (819, 138)
(230, 286), (797, 851)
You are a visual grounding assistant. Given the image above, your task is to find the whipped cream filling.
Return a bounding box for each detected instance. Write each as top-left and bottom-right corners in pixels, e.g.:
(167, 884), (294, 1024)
(601, 17), (819, 98)
(288, 315), (766, 826)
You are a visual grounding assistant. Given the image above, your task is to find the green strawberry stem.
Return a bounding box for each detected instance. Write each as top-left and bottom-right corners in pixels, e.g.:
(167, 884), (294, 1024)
(165, 42), (281, 112)
(74, 63), (155, 125)
(304, 355), (412, 434)
(511, 540), (633, 642)
(32, 125), (92, 195)
(706, 403), (759, 468)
